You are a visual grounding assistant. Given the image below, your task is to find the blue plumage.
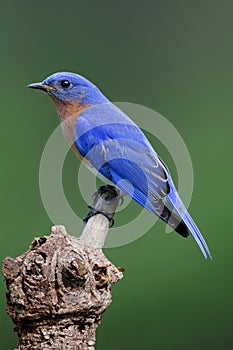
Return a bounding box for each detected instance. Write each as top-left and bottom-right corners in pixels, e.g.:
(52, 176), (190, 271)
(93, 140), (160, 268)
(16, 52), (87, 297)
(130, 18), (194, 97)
(166, 182), (211, 259)
(75, 103), (211, 259)
(28, 72), (212, 259)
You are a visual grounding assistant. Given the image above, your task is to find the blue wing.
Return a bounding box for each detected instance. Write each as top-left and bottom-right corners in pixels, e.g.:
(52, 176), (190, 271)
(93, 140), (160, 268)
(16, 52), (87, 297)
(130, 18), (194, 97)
(75, 103), (169, 210)
(74, 103), (212, 259)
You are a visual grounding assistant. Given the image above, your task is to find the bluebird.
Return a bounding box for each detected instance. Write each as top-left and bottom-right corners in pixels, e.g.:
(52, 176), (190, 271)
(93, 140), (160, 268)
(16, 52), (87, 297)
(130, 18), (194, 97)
(28, 72), (212, 259)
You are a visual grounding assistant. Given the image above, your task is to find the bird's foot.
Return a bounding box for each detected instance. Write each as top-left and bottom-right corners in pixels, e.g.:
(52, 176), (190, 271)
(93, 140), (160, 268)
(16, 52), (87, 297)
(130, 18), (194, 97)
(83, 185), (124, 227)
(83, 206), (115, 227)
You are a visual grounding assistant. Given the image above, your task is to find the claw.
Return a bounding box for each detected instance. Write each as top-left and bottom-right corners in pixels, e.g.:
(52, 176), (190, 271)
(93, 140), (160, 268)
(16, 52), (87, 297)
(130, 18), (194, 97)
(83, 206), (115, 227)
(84, 185), (122, 228)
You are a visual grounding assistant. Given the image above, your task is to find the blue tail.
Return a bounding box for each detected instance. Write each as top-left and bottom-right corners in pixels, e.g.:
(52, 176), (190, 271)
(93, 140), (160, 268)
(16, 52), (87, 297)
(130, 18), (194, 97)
(166, 184), (212, 260)
(181, 210), (212, 259)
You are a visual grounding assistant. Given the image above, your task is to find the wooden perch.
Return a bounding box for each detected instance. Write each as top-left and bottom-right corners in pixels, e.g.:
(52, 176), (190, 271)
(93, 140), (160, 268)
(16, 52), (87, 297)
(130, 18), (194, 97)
(2, 185), (123, 350)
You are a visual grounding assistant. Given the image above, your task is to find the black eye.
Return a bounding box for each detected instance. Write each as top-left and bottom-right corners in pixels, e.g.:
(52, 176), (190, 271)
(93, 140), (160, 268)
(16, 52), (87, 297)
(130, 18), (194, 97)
(60, 80), (71, 88)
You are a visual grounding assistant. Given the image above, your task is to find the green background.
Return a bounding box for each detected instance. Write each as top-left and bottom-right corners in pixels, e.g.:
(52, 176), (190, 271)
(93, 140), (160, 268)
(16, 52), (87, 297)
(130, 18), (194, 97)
(0, 0), (232, 349)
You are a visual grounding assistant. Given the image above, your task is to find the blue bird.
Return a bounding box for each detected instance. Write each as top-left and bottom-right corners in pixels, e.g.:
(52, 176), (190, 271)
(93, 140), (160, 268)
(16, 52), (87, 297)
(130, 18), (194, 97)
(28, 72), (212, 259)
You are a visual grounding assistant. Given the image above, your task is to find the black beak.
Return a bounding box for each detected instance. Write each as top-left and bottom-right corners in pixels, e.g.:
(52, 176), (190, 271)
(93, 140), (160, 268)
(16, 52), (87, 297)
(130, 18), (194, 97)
(27, 82), (55, 92)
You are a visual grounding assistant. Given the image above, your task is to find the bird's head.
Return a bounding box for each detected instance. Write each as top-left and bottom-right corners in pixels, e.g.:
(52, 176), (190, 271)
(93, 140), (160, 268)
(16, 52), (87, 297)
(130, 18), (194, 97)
(28, 72), (108, 106)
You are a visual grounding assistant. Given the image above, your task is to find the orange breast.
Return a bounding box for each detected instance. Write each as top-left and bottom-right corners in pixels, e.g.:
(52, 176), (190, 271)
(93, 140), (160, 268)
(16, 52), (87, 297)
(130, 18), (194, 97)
(52, 98), (89, 149)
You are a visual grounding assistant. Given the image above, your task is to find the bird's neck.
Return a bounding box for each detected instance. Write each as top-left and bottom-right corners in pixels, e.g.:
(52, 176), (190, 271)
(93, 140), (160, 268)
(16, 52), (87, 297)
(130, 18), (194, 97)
(52, 98), (88, 122)
(51, 91), (109, 146)
(51, 98), (88, 145)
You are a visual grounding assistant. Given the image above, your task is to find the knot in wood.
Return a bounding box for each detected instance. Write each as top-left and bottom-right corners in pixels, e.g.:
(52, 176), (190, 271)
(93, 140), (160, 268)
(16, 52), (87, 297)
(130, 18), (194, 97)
(2, 226), (123, 349)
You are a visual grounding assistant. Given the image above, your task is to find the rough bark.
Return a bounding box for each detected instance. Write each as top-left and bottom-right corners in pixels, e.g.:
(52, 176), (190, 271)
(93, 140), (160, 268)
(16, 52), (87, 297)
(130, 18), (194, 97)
(2, 186), (123, 349)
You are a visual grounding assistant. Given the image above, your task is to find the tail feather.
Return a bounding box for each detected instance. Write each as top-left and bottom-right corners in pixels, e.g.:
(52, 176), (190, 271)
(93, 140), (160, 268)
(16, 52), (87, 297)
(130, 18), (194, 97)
(159, 206), (189, 238)
(166, 185), (212, 259)
(182, 210), (212, 259)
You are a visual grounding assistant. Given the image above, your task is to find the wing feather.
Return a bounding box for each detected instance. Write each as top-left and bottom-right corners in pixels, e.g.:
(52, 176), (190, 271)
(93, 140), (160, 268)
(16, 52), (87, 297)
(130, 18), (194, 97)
(75, 104), (170, 213)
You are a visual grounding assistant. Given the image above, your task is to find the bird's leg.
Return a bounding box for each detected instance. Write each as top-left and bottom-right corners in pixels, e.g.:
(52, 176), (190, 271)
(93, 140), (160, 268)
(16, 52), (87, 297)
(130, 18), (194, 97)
(83, 185), (123, 227)
(117, 192), (125, 206)
(91, 185), (124, 203)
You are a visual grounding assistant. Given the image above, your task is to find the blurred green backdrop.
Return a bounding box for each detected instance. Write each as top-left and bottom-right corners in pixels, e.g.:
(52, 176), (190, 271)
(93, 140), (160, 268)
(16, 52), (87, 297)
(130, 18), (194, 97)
(0, 0), (232, 349)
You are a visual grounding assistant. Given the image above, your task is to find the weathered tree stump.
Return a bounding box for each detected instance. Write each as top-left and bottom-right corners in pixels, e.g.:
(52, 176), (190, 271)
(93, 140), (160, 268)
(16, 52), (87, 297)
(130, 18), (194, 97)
(2, 186), (123, 349)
